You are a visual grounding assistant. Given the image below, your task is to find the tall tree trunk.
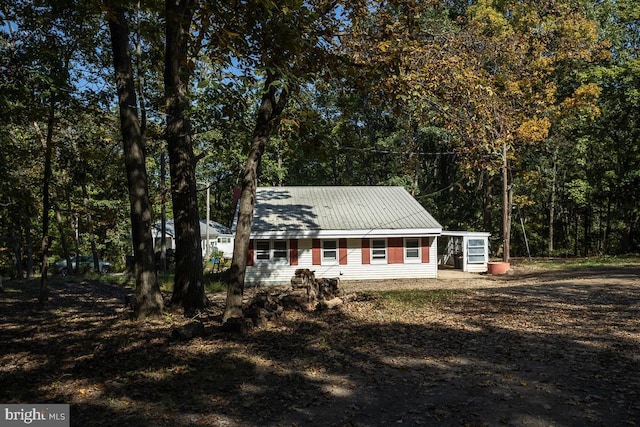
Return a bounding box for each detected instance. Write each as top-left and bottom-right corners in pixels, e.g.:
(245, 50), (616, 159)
(36, 102), (55, 304)
(160, 151), (168, 272)
(223, 71), (289, 324)
(574, 212), (579, 257)
(72, 212), (80, 274)
(621, 206), (638, 253)
(584, 207), (590, 257)
(604, 200), (612, 253)
(11, 227), (23, 279)
(82, 181), (100, 272)
(548, 151), (557, 256)
(53, 204), (72, 272)
(107, 3), (164, 319)
(24, 217), (33, 278)
(482, 171), (494, 233)
(502, 142), (510, 262)
(165, 0), (205, 315)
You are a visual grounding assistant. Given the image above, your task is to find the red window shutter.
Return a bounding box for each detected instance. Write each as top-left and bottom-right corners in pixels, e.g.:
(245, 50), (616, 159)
(289, 239), (298, 266)
(339, 238), (348, 265)
(312, 239), (321, 265)
(361, 238), (370, 265)
(388, 237), (404, 264)
(247, 239), (255, 266)
(421, 237), (430, 263)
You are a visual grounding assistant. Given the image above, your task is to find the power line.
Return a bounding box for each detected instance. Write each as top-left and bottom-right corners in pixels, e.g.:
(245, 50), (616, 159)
(340, 146), (460, 156)
(415, 180), (463, 198)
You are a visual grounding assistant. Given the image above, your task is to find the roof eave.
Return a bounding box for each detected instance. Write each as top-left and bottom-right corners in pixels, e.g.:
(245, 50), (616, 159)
(250, 228), (443, 239)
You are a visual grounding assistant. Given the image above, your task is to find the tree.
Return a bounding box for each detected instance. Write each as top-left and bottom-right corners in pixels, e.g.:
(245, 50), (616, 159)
(2, 0), (129, 277)
(221, 0), (356, 324)
(587, 0), (640, 253)
(165, 0), (206, 314)
(36, 105), (55, 303)
(223, 70), (289, 323)
(1, 1), (89, 301)
(344, 0), (605, 259)
(106, 1), (164, 319)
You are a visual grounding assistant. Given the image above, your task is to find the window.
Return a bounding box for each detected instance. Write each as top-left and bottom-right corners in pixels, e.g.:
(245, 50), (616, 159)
(273, 241), (288, 260)
(255, 240), (288, 262)
(467, 238), (486, 263)
(405, 238), (420, 261)
(256, 240), (270, 260)
(217, 237), (231, 244)
(256, 240), (289, 261)
(323, 240), (337, 262)
(372, 239), (387, 262)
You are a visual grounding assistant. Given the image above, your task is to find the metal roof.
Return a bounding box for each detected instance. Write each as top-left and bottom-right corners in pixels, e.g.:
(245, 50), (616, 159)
(250, 186), (442, 238)
(152, 219), (232, 238)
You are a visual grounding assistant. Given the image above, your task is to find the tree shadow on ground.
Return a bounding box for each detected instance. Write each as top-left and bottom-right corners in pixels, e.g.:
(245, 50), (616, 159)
(500, 264), (640, 282)
(242, 279), (640, 426)
(1, 268), (639, 426)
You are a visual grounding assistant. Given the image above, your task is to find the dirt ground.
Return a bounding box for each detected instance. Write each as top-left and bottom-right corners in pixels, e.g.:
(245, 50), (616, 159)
(1, 264), (639, 426)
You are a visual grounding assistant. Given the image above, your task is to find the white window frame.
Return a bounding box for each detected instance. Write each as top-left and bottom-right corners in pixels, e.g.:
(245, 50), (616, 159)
(371, 239), (387, 263)
(255, 240), (289, 263)
(404, 238), (421, 262)
(467, 238), (486, 264)
(272, 240), (288, 261)
(322, 240), (338, 264)
(256, 240), (271, 261)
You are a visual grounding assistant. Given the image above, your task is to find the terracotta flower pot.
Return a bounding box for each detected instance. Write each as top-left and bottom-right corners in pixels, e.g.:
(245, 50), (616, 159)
(487, 261), (510, 275)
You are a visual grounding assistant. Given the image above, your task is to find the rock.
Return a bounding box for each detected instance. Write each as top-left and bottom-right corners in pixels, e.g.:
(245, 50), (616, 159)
(318, 297), (343, 310)
(220, 316), (250, 334)
(172, 321), (206, 341)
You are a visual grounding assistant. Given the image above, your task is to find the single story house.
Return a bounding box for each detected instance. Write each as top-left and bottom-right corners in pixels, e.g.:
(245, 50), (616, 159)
(239, 186), (443, 285)
(152, 219), (234, 258)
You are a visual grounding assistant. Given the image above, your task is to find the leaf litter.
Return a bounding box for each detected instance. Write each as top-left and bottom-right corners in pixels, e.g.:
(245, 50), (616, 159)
(0, 265), (639, 426)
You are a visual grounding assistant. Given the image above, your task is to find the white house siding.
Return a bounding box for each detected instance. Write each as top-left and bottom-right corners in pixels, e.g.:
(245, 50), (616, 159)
(214, 236), (234, 259)
(153, 219), (233, 258)
(244, 237), (438, 285)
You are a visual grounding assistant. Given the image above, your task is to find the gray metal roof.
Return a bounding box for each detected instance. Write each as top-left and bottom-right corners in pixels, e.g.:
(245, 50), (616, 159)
(153, 219), (231, 238)
(251, 186), (442, 237)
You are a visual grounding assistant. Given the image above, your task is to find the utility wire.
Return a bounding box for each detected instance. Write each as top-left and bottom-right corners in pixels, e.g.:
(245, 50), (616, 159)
(341, 146), (460, 156)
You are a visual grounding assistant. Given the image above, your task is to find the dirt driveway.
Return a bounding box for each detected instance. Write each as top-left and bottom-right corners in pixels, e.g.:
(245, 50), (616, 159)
(1, 265), (639, 426)
(273, 265), (640, 426)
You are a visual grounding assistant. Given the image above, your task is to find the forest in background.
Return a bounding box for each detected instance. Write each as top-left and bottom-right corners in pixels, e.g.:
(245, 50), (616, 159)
(1, 0), (639, 282)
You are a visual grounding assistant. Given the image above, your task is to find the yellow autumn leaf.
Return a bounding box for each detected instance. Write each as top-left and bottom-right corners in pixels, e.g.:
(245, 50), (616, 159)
(516, 116), (551, 143)
(377, 41), (391, 52)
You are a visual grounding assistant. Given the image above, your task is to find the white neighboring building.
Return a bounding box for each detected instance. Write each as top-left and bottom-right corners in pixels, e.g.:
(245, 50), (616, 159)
(152, 219), (234, 258)
(205, 220), (235, 259)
